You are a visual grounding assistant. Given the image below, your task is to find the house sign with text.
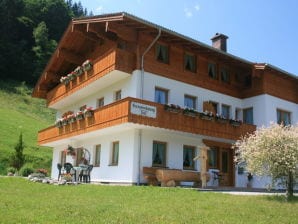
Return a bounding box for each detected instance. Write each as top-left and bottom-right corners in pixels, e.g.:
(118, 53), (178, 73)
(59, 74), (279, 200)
(130, 102), (157, 118)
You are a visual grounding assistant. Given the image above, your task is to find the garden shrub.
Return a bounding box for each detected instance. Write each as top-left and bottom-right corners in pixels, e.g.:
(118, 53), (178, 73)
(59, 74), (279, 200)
(19, 164), (34, 177)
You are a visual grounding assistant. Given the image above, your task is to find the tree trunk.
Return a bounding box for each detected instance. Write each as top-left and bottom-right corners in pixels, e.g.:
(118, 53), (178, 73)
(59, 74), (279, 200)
(286, 171), (294, 200)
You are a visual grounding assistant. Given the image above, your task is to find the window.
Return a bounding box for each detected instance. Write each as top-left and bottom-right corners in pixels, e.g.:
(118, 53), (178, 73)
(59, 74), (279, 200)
(277, 109), (291, 125)
(152, 141), (166, 167)
(243, 107), (253, 124)
(111, 142), (119, 166)
(184, 53), (196, 72)
(220, 68), (230, 83)
(156, 43), (169, 63)
(115, 90), (121, 101)
(221, 104), (230, 119)
(94, 145), (101, 167)
(154, 87), (168, 104)
(208, 63), (217, 79)
(183, 145), (195, 170)
(208, 147), (218, 168)
(184, 95), (196, 109)
(97, 97), (104, 108)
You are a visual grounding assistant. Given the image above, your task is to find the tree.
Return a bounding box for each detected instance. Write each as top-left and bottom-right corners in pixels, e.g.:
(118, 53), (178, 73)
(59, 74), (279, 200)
(234, 123), (298, 199)
(10, 132), (26, 172)
(32, 21), (57, 78)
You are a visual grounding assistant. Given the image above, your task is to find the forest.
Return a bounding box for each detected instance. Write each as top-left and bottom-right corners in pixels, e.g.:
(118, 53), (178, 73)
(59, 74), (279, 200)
(0, 0), (91, 85)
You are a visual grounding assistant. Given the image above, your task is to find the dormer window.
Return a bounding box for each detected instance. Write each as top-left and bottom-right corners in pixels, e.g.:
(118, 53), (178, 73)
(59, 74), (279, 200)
(156, 43), (169, 64)
(208, 63), (217, 79)
(184, 53), (196, 72)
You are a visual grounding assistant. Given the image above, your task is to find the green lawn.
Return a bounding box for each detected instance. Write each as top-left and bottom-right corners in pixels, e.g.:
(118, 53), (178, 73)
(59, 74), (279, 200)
(0, 178), (297, 224)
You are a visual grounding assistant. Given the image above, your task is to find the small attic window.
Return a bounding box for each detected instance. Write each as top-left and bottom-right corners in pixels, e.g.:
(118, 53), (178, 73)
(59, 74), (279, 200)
(184, 53), (196, 73)
(208, 63), (217, 79)
(156, 43), (169, 64)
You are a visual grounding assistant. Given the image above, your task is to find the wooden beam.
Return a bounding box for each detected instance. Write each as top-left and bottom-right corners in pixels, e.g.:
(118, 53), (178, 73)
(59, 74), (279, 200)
(57, 48), (83, 65)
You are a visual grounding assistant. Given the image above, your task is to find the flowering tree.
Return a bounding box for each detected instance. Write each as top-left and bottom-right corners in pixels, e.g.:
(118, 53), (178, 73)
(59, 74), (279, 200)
(234, 123), (298, 199)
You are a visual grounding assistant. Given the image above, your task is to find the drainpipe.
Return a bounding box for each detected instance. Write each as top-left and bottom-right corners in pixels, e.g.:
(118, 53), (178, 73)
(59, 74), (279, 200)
(137, 129), (142, 185)
(140, 28), (161, 99)
(137, 28), (161, 185)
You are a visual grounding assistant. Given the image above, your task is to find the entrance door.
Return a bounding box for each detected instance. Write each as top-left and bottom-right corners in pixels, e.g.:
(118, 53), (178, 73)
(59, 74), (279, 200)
(220, 149), (233, 186)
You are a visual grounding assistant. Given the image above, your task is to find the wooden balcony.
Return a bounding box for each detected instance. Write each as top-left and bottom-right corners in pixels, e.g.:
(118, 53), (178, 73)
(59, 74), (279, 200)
(46, 49), (135, 107)
(38, 98), (256, 146)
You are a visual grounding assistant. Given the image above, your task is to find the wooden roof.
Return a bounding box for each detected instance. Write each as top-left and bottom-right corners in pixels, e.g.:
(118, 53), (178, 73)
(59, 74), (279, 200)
(32, 12), (296, 99)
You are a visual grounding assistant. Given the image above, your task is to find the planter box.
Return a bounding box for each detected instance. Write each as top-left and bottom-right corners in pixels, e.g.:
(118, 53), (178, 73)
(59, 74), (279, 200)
(230, 120), (241, 126)
(83, 63), (92, 72)
(216, 117), (228, 124)
(84, 111), (94, 118)
(200, 113), (213, 120)
(183, 111), (197, 117)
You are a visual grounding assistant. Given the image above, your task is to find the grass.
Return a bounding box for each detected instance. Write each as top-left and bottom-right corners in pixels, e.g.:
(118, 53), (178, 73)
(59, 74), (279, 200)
(0, 178), (297, 224)
(0, 80), (55, 174)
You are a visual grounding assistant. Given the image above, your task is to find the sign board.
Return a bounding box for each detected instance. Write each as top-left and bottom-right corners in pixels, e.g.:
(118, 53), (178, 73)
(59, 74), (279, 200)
(130, 102), (157, 118)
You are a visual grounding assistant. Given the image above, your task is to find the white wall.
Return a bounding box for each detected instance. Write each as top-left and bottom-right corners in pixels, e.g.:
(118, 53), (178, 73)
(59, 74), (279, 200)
(51, 129), (139, 183)
(242, 94), (297, 127)
(139, 129), (204, 183)
(142, 72), (243, 119)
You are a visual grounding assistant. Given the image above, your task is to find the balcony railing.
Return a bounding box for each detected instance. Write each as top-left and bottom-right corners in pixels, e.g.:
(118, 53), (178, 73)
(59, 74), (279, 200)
(38, 97), (256, 145)
(46, 49), (135, 106)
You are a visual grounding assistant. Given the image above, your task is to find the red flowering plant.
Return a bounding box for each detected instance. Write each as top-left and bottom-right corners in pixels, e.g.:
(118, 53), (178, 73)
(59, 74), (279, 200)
(36, 168), (48, 176)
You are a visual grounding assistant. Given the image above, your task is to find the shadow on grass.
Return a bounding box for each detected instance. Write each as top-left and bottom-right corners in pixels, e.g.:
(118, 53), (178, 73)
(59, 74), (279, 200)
(265, 195), (298, 203)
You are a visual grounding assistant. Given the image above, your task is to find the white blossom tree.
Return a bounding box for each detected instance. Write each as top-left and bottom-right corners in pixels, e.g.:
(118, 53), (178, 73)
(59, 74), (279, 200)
(234, 123), (298, 199)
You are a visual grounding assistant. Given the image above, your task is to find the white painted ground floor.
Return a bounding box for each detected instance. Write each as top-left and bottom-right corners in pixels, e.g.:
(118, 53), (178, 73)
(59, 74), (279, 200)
(48, 123), (280, 189)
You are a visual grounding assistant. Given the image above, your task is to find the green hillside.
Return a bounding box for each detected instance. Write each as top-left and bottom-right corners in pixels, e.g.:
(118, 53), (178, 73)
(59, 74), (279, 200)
(0, 81), (55, 175)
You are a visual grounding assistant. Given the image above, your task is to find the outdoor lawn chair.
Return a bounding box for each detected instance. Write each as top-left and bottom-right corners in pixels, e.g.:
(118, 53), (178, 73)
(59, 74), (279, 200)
(83, 164), (93, 183)
(57, 163), (62, 181)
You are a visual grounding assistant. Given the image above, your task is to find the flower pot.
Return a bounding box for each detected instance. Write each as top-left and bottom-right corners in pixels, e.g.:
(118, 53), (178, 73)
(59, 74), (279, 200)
(76, 114), (84, 120)
(183, 111), (197, 117)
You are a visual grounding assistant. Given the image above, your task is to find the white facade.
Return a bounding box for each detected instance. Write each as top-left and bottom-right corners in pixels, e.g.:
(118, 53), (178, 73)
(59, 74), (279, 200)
(50, 70), (297, 189)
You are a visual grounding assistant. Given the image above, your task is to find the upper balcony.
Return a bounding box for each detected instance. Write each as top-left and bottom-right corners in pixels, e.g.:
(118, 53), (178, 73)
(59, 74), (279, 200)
(38, 97), (256, 146)
(46, 49), (136, 109)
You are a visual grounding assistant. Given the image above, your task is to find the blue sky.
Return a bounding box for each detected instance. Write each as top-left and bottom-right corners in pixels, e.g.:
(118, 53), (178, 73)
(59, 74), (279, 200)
(75, 0), (298, 76)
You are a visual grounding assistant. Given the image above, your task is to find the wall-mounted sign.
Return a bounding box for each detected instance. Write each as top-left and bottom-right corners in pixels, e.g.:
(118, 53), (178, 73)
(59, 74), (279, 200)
(131, 102), (156, 118)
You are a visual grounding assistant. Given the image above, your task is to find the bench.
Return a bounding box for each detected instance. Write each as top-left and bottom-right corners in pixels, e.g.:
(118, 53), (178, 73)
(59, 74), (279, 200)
(143, 167), (167, 186)
(155, 169), (210, 187)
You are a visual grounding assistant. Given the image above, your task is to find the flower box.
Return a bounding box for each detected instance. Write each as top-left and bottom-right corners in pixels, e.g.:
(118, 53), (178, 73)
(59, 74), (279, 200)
(55, 119), (63, 128)
(76, 111), (84, 120)
(66, 113), (76, 123)
(230, 119), (242, 126)
(199, 111), (214, 120)
(60, 76), (70, 85)
(215, 115), (228, 124)
(84, 107), (94, 117)
(62, 119), (68, 126)
(183, 108), (197, 117)
(67, 72), (76, 81)
(74, 66), (84, 76)
(82, 59), (93, 71)
(164, 104), (181, 113)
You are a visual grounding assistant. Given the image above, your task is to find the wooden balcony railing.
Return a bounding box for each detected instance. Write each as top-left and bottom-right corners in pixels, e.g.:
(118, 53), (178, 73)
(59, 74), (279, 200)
(38, 97), (256, 145)
(46, 49), (135, 106)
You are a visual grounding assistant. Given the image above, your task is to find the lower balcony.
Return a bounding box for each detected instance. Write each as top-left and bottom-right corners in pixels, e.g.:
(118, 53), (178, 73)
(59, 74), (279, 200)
(38, 97), (256, 145)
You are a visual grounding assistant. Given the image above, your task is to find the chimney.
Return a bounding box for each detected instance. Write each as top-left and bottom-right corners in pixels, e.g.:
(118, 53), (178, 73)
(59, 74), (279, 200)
(211, 33), (228, 52)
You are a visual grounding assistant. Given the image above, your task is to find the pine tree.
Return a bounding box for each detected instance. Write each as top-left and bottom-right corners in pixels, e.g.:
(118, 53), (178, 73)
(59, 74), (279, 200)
(10, 133), (25, 171)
